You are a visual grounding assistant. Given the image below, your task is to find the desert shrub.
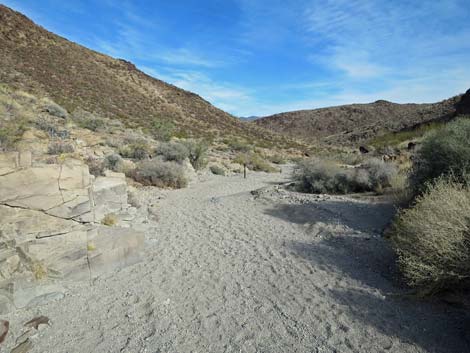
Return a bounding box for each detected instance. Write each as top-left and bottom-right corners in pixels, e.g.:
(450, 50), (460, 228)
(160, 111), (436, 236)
(47, 141), (75, 155)
(119, 141), (150, 160)
(13, 90), (37, 105)
(362, 158), (397, 192)
(226, 138), (252, 152)
(389, 177), (470, 295)
(103, 153), (123, 171)
(268, 153), (287, 165)
(183, 139), (208, 170)
(85, 157), (105, 177)
(0, 119), (27, 151)
(151, 119), (175, 141)
(210, 165), (226, 176)
(79, 116), (106, 131)
(35, 117), (70, 139)
(102, 213), (118, 226)
(72, 109), (106, 131)
(410, 118), (470, 192)
(294, 158), (396, 194)
(294, 158), (362, 194)
(131, 159), (187, 188)
(41, 98), (68, 118)
(234, 152), (278, 173)
(156, 141), (189, 162)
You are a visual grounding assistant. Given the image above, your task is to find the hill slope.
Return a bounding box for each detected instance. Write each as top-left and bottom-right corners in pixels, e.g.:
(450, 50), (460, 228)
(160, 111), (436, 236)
(0, 5), (295, 147)
(255, 95), (466, 146)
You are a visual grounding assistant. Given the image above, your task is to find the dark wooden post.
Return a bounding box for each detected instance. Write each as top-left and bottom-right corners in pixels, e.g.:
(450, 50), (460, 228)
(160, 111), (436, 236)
(243, 163), (247, 179)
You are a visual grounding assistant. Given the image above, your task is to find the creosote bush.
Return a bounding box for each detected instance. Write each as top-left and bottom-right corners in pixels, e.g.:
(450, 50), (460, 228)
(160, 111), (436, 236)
(131, 159), (187, 188)
(151, 119), (175, 142)
(388, 177), (470, 295)
(411, 117), (470, 193)
(183, 139), (208, 170)
(294, 157), (396, 194)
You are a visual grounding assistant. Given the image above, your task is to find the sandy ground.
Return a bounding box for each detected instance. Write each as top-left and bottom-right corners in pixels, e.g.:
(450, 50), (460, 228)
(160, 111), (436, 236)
(3, 167), (470, 353)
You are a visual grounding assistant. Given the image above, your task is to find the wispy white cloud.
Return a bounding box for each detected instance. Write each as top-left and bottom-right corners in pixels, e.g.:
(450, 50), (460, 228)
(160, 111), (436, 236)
(140, 66), (254, 115)
(6, 0), (468, 117)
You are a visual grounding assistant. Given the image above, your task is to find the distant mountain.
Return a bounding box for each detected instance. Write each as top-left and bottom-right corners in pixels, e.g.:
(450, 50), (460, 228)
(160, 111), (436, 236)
(239, 116), (261, 121)
(254, 94), (467, 145)
(0, 5), (294, 147)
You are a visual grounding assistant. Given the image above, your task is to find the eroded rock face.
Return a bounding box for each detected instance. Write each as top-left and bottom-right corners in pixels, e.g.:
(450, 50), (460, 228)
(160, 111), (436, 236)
(93, 171), (128, 222)
(0, 152), (144, 313)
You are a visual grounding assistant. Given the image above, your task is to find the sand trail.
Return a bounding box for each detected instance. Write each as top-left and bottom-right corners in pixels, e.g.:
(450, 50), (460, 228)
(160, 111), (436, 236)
(4, 168), (469, 353)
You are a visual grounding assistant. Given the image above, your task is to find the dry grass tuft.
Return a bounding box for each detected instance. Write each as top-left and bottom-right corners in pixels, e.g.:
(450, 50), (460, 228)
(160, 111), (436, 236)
(102, 213), (118, 226)
(388, 177), (470, 295)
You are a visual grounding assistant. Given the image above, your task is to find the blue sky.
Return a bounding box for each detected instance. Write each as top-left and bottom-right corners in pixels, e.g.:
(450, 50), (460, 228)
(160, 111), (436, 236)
(2, 0), (470, 116)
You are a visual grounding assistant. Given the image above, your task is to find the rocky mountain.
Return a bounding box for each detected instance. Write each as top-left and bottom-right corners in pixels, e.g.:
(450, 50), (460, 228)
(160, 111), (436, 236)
(0, 5), (294, 147)
(254, 94), (467, 146)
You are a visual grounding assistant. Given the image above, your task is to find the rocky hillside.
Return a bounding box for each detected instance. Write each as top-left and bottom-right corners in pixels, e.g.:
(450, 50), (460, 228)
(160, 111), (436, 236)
(0, 5), (296, 148)
(255, 93), (467, 146)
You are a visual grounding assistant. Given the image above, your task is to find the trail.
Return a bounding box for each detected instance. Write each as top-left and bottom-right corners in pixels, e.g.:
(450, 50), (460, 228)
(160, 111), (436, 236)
(5, 168), (469, 353)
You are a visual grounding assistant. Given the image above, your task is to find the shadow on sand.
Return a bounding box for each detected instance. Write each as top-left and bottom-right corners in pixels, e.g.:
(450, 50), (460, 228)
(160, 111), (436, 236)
(265, 199), (470, 353)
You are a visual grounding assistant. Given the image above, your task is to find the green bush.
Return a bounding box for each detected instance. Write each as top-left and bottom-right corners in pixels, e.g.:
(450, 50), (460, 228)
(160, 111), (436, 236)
(294, 158), (396, 194)
(411, 117), (470, 192)
(210, 165), (226, 176)
(156, 141), (189, 162)
(131, 159), (187, 188)
(151, 119), (175, 142)
(183, 139), (208, 170)
(389, 177), (470, 295)
(224, 138), (252, 152)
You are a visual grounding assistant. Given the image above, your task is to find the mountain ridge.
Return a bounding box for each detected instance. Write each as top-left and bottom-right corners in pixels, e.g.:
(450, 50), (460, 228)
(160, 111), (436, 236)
(0, 4), (297, 148)
(254, 94), (466, 145)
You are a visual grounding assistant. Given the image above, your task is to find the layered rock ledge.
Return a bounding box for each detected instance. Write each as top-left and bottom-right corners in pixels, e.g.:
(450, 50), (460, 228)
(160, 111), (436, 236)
(0, 151), (144, 313)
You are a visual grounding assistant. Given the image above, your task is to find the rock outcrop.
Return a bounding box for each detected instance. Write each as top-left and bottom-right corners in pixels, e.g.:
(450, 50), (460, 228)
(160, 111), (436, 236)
(0, 152), (144, 313)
